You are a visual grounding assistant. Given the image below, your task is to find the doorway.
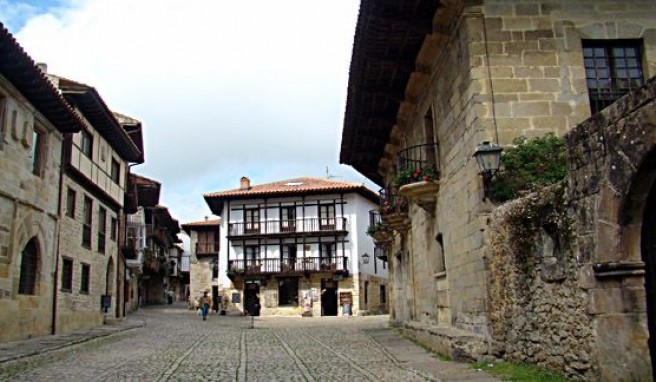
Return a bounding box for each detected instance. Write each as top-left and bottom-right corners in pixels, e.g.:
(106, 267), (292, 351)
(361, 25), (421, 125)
(641, 182), (656, 380)
(212, 286), (219, 313)
(321, 278), (338, 316)
(244, 281), (260, 316)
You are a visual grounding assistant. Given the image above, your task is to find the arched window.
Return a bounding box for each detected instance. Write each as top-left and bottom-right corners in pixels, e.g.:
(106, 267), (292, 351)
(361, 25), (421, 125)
(18, 238), (39, 295)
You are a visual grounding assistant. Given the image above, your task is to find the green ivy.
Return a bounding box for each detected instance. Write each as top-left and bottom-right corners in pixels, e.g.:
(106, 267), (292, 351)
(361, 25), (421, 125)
(490, 134), (567, 203)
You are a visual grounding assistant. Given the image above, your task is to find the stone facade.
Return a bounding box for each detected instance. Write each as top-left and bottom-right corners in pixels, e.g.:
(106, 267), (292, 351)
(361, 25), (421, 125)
(342, 0), (656, 380)
(0, 76), (64, 342)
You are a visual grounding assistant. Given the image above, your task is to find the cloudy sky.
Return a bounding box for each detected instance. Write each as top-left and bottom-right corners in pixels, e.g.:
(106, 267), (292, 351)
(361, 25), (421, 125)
(1, 0), (375, 227)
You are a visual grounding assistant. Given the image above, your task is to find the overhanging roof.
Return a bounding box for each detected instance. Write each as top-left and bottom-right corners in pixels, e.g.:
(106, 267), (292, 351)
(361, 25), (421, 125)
(0, 23), (84, 133)
(340, 0), (442, 185)
(56, 77), (143, 162)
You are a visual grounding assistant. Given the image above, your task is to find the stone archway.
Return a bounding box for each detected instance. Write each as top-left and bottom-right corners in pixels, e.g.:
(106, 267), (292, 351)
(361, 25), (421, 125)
(642, 180), (656, 381)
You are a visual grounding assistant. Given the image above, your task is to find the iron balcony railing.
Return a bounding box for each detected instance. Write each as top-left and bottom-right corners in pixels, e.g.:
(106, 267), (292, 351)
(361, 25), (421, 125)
(227, 256), (349, 275)
(196, 242), (220, 255)
(228, 217), (348, 237)
(379, 187), (408, 214)
(396, 143), (440, 187)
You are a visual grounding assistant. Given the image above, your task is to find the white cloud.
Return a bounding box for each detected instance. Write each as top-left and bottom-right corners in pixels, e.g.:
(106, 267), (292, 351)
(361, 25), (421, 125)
(10, 0), (371, 224)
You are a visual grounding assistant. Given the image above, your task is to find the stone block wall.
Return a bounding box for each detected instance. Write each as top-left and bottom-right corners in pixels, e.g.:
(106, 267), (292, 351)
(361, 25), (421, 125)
(383, 0), (656, 345)
(0, 75), (65, 343)
(56, 175), (119, 333)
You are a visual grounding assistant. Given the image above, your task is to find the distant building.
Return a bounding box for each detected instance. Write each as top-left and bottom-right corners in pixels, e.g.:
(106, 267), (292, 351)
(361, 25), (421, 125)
(181, 218), (221, 309)
(0, 22), (85, 343)
(203, 176), (388, 316)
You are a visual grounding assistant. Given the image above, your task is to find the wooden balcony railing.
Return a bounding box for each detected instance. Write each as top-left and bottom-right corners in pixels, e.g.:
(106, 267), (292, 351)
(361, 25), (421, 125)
(227, 256), (349, 276)
(228, 217), (348, 237)
(196, 242), (220, 255)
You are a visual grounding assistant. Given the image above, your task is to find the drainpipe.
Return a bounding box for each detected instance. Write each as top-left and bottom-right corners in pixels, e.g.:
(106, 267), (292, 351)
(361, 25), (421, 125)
(52, 133), (72, 334)
(122, 163), (140, 317)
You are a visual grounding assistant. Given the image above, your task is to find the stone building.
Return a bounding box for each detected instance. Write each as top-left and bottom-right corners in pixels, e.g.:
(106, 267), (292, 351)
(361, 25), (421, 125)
(340, 0), (656, 380)
(0, 23), (85, 343)
(140, 205), (181, 305)
(203, 177), (388, 316)
(182, 218), (222, 310)
(48, 74), (143, 332)
(123, 173), (161, 312)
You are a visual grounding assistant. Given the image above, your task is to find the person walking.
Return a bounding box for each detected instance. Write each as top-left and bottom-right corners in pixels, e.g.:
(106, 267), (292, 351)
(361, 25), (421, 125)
(198, 291), (212, 321)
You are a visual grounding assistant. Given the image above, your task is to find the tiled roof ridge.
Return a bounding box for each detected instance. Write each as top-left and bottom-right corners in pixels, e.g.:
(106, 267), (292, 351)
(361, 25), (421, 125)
(181, 218), (221, 227)
(204, 176), (367, 198)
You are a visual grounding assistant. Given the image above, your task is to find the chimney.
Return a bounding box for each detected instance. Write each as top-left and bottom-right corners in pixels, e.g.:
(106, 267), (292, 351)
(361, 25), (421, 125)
(204, 216), (208, 221)
(240, 176), (251, 190)
(36, 62), (47, 74)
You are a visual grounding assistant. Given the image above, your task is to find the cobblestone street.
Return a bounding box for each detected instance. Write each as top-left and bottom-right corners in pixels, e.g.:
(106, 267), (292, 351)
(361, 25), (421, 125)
(0, 304), (498, 381)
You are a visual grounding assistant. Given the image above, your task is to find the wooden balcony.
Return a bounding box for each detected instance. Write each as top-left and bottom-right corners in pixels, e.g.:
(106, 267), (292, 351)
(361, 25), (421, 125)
(227, 217), (348, 238)
(196, 242), (220, 257)
(227, 256), (349, 277)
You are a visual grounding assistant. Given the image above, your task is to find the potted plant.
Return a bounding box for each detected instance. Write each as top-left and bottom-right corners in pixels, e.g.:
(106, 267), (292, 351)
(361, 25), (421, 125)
(367, 221), (394, 245)
(394, 163), (439, 188)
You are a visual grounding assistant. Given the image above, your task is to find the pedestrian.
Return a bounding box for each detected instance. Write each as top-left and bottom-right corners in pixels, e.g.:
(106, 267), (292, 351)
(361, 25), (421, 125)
(198, 291), (212, 321)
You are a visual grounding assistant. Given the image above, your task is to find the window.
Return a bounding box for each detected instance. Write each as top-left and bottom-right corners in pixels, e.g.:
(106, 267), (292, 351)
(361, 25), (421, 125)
(245, 246), (260, 269)
(80, 263), (90, 294)
(380, 285), (387, 304)
(82, 197), (92, 248)
(583, 40), (644, 115)
(320, 204), (336, 230)
(282, 244), (297, 271)
(244, 208), (260, 234)
(280, 206), (296, 232)
(61, 257), (73, 292)
(31, 128), (46, 176)
(98, 207), (106, 253)
(110, 158), (120, 184)
(278, 277), (298, 306)
(66, 188), (76, 218)
(80, 130), (93, 158)
(18, 238), (39, 295)
(110, 217), (117, 241)
(364, 281), (369, 307)
(320, 243), (335, 269)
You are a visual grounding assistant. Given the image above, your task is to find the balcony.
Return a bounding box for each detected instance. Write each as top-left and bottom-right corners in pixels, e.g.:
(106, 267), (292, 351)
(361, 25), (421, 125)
(196, 242), (220, 257)
(227, 256), (349, 277)
(367, 210), (394, 246)
(379, 188), (410, 232)
(227, 217), (348, 238)
(395, 143), (440, 212)
(122, 236), (141, 260)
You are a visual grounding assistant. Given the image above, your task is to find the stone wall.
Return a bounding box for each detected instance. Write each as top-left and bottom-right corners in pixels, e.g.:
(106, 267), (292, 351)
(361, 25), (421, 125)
(486, 184), (595, 379)
(0, 74), (64, 343)
(381, 0), (656, 362)
(56, 175), (117, 333)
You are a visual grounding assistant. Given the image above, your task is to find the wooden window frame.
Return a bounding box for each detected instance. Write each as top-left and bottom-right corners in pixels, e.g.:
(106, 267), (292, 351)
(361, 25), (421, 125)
(110, 158), (120, 184)
(98, 207), (106, 253)
(66, 188), (76, 218)
(61, 257), (73, 292)
(80, 263), (90, 294)
(82, 197), (93, 249)
(80, 130), (93, 158)
(583, 39), (645, 115)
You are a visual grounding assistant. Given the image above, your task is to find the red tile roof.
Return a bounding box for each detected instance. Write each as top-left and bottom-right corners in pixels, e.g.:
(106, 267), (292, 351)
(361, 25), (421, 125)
(205, 177), (371, 198)
(204, 177), (379, 215)
(181, 218), (221, 234)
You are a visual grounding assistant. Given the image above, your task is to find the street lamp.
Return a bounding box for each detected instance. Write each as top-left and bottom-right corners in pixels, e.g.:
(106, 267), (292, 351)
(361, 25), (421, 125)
(362, 253), (370, 264)
(473, 141), (503, 200)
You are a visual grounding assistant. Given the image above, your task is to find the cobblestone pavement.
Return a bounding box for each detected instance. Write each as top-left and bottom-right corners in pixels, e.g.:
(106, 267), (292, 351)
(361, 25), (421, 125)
(0, 304), (499, 381)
